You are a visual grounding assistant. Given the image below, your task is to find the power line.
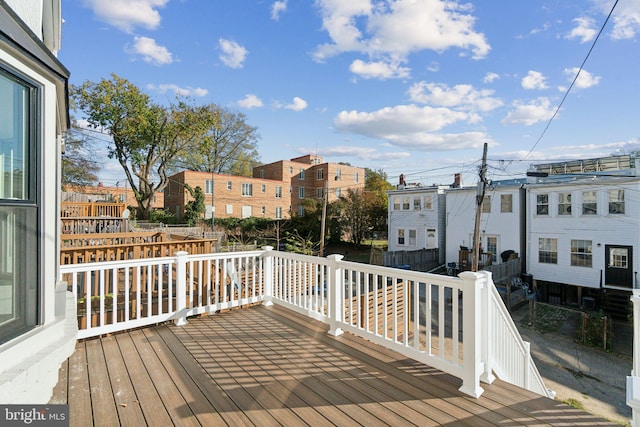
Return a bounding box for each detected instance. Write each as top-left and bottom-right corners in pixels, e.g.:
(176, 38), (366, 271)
(522, 0), (619, 161)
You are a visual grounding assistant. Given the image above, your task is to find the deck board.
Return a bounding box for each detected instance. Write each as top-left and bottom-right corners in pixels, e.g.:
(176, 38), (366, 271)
(53, 304), (619, 426)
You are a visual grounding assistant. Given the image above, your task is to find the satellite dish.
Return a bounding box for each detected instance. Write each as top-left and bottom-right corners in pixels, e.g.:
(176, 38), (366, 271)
(122, 208), (130, 219)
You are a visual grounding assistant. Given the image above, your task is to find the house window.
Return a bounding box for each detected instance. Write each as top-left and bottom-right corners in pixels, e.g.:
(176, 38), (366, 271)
(0, 68), (38, 343)
(609, 189), (624, 214)
(500, 194), (512, 213)
(571, 239), (592, 267)
(486, 236), (497, 262)
(582, 191), (597, 215)
(299, 168), (305, 179)
(317, 169), (323, 180)
(261, 184), (266, 193)
(423, 195), (432, 210)
(226, 181), (232, 190)
(316, 188), (323, 199)
(275, 207), (282, 219)
(298, 187), (304, 199)
(258, 170), (264, 178)
(289, 167), (293, 174)
(558, 192), (571, 215)
(539, 238), (557, 264)
(226, 205), (233, 214)
(536, 194), (549, 215)
(275, 186), (282, 198)
(408, 229), (417, 246)
(298, 205), (304, 216)
(397, 229), (405, 245)
(354, 172), (359, 183)
(205, 179), (213, 194)
(335, 188), (341, 198)
(261, 206), (266, 215)
(481, 196), (491, 213)
(610, 248), (628, 268)
(402, 197), (410, 210)
(118, 194), (126, 203)
(336, 169), (341, 181)
(413, 198), (421, 210)
(241, 183), (252, 196)
(393, 197), (400, 210)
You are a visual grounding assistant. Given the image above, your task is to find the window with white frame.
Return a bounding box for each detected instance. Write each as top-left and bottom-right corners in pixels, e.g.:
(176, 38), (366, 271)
(336, 169), (341, 181)
(275, 186), (282, 198)
(261, 184), (266, 193)
(423, 195), (432, 210)
(226, 204), (233, 214)
(226, 181), (232, 190)
(205, 179), (213, 194)
(275, 207), (282, 219)
(258, 170), (264, 178)
(402, 197), (410, 210)
(317, 169), (323, 180)
(0, 67), (38, 343)
(335, 188), (341, 198)
(354, 172), (359, 183)
(609, 189), (624, 214)
(397, 229), (405, 245)
(486, 236), (497, 262)
(571, 239), (592, 267)
(582, 191), (597, 215)
(609, 247), (628, 268)
(393, 197), (400, 210)
(558, 192), (571, 215)
(261, 206), (266, 215)
(539, 238), (557, 264)
(413, 197), (421, 210)
(500, 194), (512, 213)
(536, 194), (549, 215)
(481, 195), (491, 213)
(299, 168), (305, 179)
(316, 188), (323, 198)
(241, 183), (252, 196)
(298, 187), (304, 199)
(408, 229), (417, 246)
(298, 205), (304, 216)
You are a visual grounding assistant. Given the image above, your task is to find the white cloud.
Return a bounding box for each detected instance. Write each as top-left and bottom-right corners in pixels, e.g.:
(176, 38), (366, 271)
(219, 39), (248, 69)
(82, 0), (168, 33)
(237, 94), (264, 109)
(564, 67), (601, 89)
(566, 17), (597, 43)
(501, 97), (556, 126)
(128, 36), (173, 65)
(596, 0), (640, 39)
(521, 71), (548, 90)
(483, 72), (500, 83)
(146, 83), (208, 97)
(271, 0), (288, 20)
(332, 104), (490, 151)
(283, 97), (308, 111)
(408, 82), (503, 113)
(349, 59), (410, 79)
(313, 0), (490, 64)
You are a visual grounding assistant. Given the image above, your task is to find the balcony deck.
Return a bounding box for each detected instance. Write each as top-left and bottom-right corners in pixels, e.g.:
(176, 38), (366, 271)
(50, 305), (615, 426)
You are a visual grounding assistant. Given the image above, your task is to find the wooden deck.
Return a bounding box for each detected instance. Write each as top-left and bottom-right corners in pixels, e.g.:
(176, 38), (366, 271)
(51, 305), (617, 426)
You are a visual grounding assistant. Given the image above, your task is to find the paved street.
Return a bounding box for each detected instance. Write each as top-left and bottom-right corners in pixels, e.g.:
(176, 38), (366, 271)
(512, 305), (632, 425)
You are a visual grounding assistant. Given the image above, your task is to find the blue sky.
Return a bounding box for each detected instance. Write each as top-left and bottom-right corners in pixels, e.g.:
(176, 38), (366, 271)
(59, 0), (640, 187)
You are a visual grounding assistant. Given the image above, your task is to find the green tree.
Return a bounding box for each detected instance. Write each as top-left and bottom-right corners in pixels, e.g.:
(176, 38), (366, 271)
(183, 184), (205, 226)
(72, 74), (218, 219)
(365, 168), (394, 234)
(336, 189), (370, 247)
(170, 105), (260, 177)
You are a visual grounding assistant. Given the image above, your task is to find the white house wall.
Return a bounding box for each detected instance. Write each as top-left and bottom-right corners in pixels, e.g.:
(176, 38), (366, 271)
(527, 179), (640, 290)
(445, 186), (522, 266)
(387, 188), (443, 253)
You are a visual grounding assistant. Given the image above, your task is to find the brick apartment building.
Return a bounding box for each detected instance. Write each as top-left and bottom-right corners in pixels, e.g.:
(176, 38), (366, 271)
(62, 183), (164, 209)
(165, 154), (366, 221)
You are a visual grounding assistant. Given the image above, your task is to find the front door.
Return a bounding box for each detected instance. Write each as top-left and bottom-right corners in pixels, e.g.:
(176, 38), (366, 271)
(605, 245), (633, 288)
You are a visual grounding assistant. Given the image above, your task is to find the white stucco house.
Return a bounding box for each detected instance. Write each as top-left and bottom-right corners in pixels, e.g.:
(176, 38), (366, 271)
(0, 0), (77, 403)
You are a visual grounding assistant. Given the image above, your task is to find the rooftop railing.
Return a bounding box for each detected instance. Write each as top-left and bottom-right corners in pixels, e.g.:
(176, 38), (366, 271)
(59, 247), (552, 400)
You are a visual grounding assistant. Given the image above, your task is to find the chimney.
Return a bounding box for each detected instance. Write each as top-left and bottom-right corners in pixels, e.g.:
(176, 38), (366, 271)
(399, 174), (406, 186)
(453, 173), (462, 188)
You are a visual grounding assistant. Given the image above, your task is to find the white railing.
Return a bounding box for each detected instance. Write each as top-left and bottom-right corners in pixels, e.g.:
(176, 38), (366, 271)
(59, 247), (551, 399)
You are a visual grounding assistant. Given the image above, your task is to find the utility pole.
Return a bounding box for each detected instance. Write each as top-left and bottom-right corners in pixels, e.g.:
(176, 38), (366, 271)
(319, 179), (328, 257)
(472, 143), (488, 272)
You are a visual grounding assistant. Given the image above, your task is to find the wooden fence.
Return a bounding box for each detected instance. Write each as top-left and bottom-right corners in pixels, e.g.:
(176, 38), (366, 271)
(380, 248), (439, 272)
(61, 201), (126, 218)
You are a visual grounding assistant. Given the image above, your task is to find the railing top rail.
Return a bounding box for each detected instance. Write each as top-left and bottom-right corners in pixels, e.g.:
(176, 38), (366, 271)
(60, 256), (175, 273)
(186, 251), (265, 262)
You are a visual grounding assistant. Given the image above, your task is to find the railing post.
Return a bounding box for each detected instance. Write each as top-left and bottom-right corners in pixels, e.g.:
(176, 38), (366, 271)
(327, 254), (344, 337)
(174, 251), (189, 326)
(479, 271), (496, 385)
(627, 289), (640, 426)
(458, 271), (484, 398)
(262, 246), (274, 306)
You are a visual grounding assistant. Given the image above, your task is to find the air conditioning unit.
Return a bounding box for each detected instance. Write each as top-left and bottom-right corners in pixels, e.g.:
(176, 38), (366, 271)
(582, 296), (596, 311)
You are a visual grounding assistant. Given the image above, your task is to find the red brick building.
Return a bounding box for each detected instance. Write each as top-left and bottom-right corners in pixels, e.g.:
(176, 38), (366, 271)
(165, 154), (366, 221)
